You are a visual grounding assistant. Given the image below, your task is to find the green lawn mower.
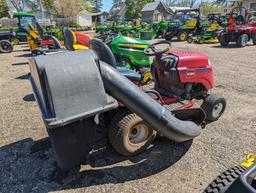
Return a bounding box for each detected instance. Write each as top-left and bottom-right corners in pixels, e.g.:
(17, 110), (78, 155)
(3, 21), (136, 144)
(187, 18), (222, 44)
(106, 34), (151, 71)
(95, 33), (152, 84)
(152, 20), (169, 38)
(165, 9), (200, 41)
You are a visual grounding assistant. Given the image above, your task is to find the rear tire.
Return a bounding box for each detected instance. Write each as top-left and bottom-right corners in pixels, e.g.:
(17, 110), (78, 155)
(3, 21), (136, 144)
(201, 94), (226, 122)
(237, 34), (248, 47)
(220, 34), (229, 46)
(0, 40), (13, 53)
(203, 166), (246, 193)
(108, 108), (156, 156)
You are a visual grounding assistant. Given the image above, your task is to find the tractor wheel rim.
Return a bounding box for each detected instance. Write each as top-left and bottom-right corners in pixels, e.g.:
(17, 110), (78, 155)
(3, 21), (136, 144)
(181, 34), (186, 40)
(129, 123), (149, 144)
(2, 42), (10, 50)
(212, 103), (223, 118)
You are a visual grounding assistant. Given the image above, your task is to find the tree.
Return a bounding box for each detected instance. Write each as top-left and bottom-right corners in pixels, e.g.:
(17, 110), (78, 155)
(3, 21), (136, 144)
(42, 0), (55, 12)
(200, 2), (224, 16)
(0, 0), (9, 18)
(175, 0), (197, 8)
(54, 0), (84, 23)
(125, 0), (155, 19)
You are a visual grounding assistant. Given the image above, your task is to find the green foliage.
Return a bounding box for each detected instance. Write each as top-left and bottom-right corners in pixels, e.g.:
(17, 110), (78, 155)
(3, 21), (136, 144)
(125, 0), (155, 19)
(0, 0), (9, 18)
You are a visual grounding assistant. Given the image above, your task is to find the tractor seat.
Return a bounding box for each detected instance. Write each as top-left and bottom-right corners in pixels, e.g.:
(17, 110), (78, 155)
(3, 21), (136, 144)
(63, 28), (88, 51)
(89, 38), (141, 82)
(43, 35), (62, 49)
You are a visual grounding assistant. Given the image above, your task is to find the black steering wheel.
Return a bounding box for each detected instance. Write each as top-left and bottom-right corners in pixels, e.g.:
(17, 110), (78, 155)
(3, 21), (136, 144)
(144, 40), (172, 56)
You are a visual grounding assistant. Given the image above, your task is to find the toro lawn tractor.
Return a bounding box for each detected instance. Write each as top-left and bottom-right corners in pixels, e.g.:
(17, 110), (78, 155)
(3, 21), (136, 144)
(29, 40), (226, 170)
(204, 154), (256, 193)
(165, 8), (200, 41)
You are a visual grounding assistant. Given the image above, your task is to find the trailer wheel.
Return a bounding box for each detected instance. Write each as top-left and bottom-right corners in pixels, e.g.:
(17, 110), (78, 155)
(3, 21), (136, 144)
(0, 40), (13, 53)
(108, 108), (156, 156)
(237, 34), (248, 47)
(220, 34), (229, 46)
(201, 94), (226, 122)
(177, 31), (188, 41)
(203, 166), (246, 193)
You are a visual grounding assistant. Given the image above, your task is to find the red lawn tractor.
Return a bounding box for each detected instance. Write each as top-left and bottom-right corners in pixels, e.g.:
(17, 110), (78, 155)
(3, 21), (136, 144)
(220, 20), (256, 47)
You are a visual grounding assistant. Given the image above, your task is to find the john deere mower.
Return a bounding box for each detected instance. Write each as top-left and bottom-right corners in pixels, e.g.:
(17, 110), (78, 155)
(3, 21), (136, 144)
(165, 9), (200, 41)
(187, 17), (222, 44)
(28, 39), (226, 170)
(152, 20), (169, 38)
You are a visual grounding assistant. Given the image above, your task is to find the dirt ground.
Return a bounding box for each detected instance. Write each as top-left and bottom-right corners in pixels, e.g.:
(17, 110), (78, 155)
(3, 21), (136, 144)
(0, 41), (256, 193)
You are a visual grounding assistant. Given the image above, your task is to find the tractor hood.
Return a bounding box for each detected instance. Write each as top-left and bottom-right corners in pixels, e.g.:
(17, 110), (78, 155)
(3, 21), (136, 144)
(111, 35), (150, 48)
(170, 51), (210, 68)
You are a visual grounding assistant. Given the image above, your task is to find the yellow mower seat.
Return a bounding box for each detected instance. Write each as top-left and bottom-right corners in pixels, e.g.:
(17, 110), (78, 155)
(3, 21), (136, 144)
(63, 28), (88, 51)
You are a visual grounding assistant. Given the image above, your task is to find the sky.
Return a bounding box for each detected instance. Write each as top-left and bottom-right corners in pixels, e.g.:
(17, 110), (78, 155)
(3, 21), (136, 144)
(102, 0), (114, 12)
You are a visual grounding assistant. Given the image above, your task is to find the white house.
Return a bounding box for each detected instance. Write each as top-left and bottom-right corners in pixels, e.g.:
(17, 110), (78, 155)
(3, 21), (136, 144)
(77, 10), (109, 27)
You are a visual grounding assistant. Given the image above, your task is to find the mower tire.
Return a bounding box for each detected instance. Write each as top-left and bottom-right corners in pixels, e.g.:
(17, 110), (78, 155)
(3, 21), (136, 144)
(237, 34), (248, 47)
(165, 33), (173, 41)
(108, 108), (156, 156)
(187, 37), (193, 44)
(201, 94), (226, 122)
(0, 40), (13, 53)
(203, 165), (246, 193)
(177, 31), (188, 41)
(220, 34), (229, 46)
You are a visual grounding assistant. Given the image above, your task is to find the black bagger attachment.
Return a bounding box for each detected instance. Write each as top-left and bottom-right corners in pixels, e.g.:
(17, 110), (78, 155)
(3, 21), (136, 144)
(29, 50), (205, 170)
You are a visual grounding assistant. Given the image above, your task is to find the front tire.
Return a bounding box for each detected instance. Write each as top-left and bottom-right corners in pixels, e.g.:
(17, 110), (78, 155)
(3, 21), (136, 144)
(177, 31), (188, 41)
(108, 109), (156, 156)
(204, 166), (246, 193)
(201, 94), (226, 122)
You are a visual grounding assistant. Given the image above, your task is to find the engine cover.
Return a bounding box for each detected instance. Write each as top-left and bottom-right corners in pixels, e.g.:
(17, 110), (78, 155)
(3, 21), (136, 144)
(171, 51), (214, 90)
